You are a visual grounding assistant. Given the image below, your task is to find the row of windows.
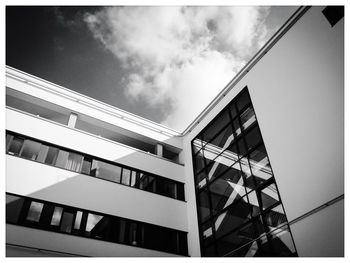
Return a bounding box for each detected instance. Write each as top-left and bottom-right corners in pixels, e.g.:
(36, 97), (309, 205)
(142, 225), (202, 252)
(191, 88), (297, 257)
(6, 193), (188, 256)
(6, 131), (185, 201)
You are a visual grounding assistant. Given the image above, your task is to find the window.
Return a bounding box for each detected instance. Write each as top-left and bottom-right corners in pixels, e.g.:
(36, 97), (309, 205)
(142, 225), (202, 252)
(91, 160), (122, 183)
(7, 136), (24, 155)
(20, 139), (42, 160)
(6, 193), (188, 256)
(121, 168), (131, 186)
(26, 201), (44, 222)
(191, 87), (296, 257)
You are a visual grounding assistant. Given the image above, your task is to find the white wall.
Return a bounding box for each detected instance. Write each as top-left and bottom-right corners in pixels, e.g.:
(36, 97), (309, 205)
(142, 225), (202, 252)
(6, 108), (185, 183)
(6, 155), (187, 231)
(184, 6), (343, 256)
(7, 224), (178, 257)
(6, 68), (182, 148)
(290, 199), (344, 256)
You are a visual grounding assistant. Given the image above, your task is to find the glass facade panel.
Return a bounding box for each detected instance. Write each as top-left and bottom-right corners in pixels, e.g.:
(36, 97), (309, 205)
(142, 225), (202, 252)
(191, 87), (297, 257)
(91, 160), (122, 183)
(8, 136), (24, 155)
(6, 195), (25, 224)
(121, 168), (131, 185)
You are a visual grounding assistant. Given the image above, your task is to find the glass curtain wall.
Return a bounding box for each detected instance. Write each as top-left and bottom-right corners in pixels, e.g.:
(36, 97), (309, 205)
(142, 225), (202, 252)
(191, 87), (297, 257)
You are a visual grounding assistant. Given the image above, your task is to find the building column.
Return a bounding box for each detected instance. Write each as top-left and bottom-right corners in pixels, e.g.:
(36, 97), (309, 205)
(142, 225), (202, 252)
(155, 143), (163, 157)
(67, 112), (78, 128)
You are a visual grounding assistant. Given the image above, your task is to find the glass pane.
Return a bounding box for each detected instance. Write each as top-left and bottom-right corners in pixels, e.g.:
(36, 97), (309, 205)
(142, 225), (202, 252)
(202, 110), (230, 144)
(50, 206), (63, 226)
(130, 171), (137, 187)
(7, 136), (24, 155)
(214, 196), (251, 239)
(20, 140), (42, 160)
(81, 158), (92, 175)
(74, 211), (83, 229)
(55, 150), (69, 169)
(26, 201), (44, 222)
(192, 139), (202, 155)
(209, 167), (245, 213)
(6, 134), (13, 152)
(66, 152), (83, 172)
(206, 152), (239, 182)
(264, 204), (287, 231)
(36, 145), (49, 163)
(236, 90), (250, 112)
(6, 194), (25, 224)
(203, 243), (217, 257)
(208, 124), (234, 151)
(91, 160), (122, 183)
(45, 147), (59, 165)
(198, 189), (211, 223)
(249, 145), (273, 186)
(268, 225), (297, 256)
(259, 183), (280, 210)
(216, 226), (253, 256)
(232, 118), (242, 138)
(195, 170), (207, 190)
(121, 168), (131, 186)
(193, 150), (205, 174)
(247, 191), (260, 217)
(240, 107), (256, 130)
(86, 213), (104, 232)
(60, 212), (74, 233)
(201, 220), (214, 246)
(245, 125), (262, 152)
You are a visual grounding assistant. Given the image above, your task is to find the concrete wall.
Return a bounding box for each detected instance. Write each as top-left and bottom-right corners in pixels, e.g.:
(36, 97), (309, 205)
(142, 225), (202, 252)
(6, 108), (185, 184)
(184, 6), (343, 256)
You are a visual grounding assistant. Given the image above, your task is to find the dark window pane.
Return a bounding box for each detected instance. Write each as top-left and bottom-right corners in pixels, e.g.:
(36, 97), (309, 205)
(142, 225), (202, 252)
(240, 107), (256, 130)
(209, 124), (234, 151)
(60, 211), (74, 233)
(201, 220), (214, 246)
(45, 147), (59, 165)
(50, 206), (63, 226)
(202, 110), (231, 144)
(232, 118), (242, 138)
(20, 139), (42, 160)
(236, 90), (250, 112)
(198, 189), (211, 223)
(209, 166), (244, 213)
(259, 183), (280, 210)
(245, 125), (262, 152)
(193, 150), (205, 174)
(26, 201), (44, 222)
(8, 137), (24, 155)
(195, 170), (207, 190)
(121, 168), (131, 186)
(91, 160), (122, 183)
(267, 225), (297, 256)
(81, 157), (92, 175)
(214, 196), (251, 239)
(85, 213), (103, 234)
(249, 145), (273, 186)
(203, 243), (217, 257)
(6, 194), (25, 224)
(176, 183), (185, 201)
(263, 204), (287, 231)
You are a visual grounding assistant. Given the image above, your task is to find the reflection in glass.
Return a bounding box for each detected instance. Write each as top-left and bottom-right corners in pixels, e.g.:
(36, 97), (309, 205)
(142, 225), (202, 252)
(240, 107), (256, 130)
(121, 168), (131, 185)
(20, 140), (42, 160)
(7, 137), (24, 155)
(260, 183), (279, 210)
(50, 206), (63, 226)
(198, 190), (211, 223)
(45, 147), (59, 165)
(74, 211), (83, 230)
(86, 213), (104, 232)
(60, 211), (74, 233)
(26, 201), (44, 222)
(91, 160), (122, 183)
(66, 152), (83, 172)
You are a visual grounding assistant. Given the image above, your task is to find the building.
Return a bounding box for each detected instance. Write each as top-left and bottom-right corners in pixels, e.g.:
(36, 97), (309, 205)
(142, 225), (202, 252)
(5, 6), (344, 257)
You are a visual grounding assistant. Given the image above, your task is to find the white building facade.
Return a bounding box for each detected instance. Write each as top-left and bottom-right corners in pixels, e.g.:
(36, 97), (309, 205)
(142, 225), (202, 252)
(6, 6), (344, 257)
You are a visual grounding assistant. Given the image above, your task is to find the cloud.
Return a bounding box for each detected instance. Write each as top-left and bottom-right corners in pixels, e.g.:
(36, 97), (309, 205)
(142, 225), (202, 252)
(84, 6), (271, 131)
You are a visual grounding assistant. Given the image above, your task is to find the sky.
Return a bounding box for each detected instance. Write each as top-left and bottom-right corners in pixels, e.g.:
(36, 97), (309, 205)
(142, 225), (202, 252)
(6, 5), (298, 132)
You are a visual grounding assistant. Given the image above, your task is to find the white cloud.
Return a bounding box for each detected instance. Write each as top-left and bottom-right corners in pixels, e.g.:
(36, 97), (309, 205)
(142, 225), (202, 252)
(84, 6), (271, 131)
